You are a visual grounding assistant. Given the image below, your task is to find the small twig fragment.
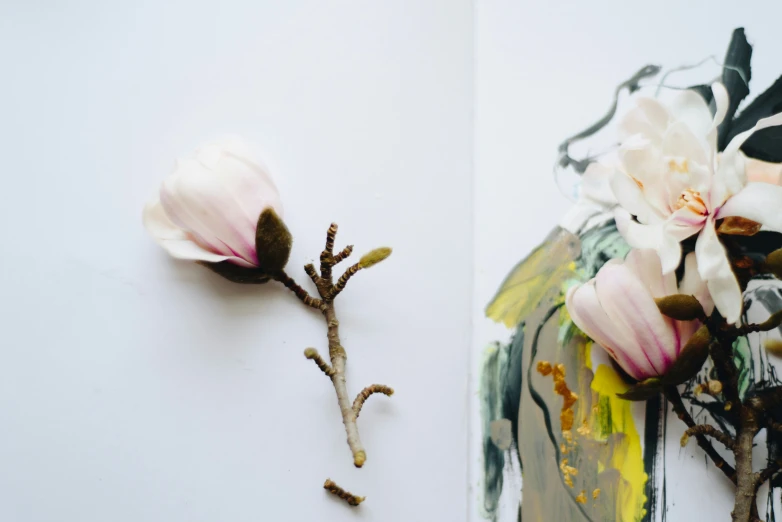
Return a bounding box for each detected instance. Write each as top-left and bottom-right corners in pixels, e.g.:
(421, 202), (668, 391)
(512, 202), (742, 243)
(323, 479), (365, 507)
(353, 384), (394, 417)
(304, 348), (335, 377)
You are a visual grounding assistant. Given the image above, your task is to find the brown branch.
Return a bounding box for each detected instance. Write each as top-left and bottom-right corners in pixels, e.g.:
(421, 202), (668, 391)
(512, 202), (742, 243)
(304, 263), (322, 285)
(739, 310), (782, 335)
(681, 424), (735, 450)
(273, 271), (323, 309)
(733, 406), (761, 522)
(353, 384), (394, 418)
(320, 223), (338, 280)
(333, 245), (354, 264)
(664, 386), (736, 483)
(330, 263), (363, 298)
(756, 461), (782, 490)
(304, 348), (334, 377)
(323, 479), (365, 507)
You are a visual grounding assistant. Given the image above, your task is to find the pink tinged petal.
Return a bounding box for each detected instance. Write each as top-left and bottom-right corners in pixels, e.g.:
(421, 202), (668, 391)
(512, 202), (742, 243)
(566, 282), (654, 380)
(610, 171), (663, 225)
(143, 199), (239, 264)
(164, 159), (260, 266)
(668, 88), (714, 142)
(679, 251), (715, 316)
(695, 218), (743, 324)
(623, 248), (676, 298)
(717, 182), (782, 232)
(614, 208), (663, 250)
(594, 262), (678, 374)
(745, 156), (782, 185)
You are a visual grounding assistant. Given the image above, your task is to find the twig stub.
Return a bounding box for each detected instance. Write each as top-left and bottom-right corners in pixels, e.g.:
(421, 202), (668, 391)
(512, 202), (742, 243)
(323, 479), (365, 507)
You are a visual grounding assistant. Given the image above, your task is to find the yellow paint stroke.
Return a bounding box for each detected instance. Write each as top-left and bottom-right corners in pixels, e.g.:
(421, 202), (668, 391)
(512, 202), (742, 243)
(590, 364), (648, 522)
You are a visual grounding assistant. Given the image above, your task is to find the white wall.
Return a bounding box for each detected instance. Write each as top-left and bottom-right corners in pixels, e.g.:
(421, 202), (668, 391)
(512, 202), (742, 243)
(472, 1), (782, 520)
(0, 2), (472, 521)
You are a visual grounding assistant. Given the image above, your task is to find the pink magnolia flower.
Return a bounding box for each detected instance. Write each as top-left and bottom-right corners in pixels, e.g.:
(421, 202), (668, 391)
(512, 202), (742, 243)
(611, 83), (782, 324)
(143, 138), (283, 268)
(566, 249), (712, 381)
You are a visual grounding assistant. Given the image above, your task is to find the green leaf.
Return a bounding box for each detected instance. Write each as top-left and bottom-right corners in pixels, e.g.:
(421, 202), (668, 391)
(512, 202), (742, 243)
(255, 208), (292, 274)
(663, 325), (712, 386)
(616, 378), (663, 401)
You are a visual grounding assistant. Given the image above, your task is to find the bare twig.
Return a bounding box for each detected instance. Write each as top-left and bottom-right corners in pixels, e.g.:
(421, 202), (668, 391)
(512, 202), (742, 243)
(756, 461), (782, 490)
(274, 271), (323, 309)
(733, 406), (761, 522)
(333, 245), (354, 264)
(304, 348), (334, 377)
(323, 479), (365, 506)
(284, 222), (393, 469)
(681, 424), (735, 450)
(353, 385), (394, 418)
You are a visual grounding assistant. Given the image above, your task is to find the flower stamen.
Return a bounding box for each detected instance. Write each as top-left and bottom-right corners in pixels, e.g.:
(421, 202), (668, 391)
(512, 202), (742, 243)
(676, 189), (707, 215)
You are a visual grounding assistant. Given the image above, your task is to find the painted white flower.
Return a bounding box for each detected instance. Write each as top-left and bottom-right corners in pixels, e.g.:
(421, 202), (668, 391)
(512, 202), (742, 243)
(611, 83), (782, 323)
(143, 138), (283, 268)
(567, 249), (712, 380)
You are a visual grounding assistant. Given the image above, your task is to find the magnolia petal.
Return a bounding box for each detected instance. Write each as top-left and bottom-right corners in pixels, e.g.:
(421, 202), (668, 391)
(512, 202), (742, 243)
(717, 182), (782, 232)
(714, 112), (782, 207)
(162, 158), (260, 265)
(581, 162), (618, 206)
(623, 248), (676, 299)
(610, 171), (662, 224)
(566, 282), (654, 380)
(619, 97), (670, 144)
(679, 251), (715, 316)
(745, 156), (782, 185)
(615, 208), (662, 250)
(695, 218), (742, 324)
(595, 262), (677, 374)
(143, 199), (250, 265)
(707, 83), (730, 147)
(668, 88), (713, 141)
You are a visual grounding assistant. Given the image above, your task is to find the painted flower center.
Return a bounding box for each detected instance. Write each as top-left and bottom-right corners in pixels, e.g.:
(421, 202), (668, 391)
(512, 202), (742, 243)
(676, 189), (707, 215)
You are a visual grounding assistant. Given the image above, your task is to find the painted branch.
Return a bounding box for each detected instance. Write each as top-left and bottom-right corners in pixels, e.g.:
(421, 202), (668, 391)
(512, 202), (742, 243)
(665, 386), (737, 483)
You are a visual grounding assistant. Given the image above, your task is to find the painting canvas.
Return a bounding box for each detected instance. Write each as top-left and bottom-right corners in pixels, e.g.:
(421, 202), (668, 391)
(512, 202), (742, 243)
(476, 28), (782, 522)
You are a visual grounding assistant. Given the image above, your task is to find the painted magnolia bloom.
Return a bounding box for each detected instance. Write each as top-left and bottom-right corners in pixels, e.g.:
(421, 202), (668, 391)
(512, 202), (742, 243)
(566, 249), (712, 381)
(612, 83), (782, 323)
(143, 138), (283, 268)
